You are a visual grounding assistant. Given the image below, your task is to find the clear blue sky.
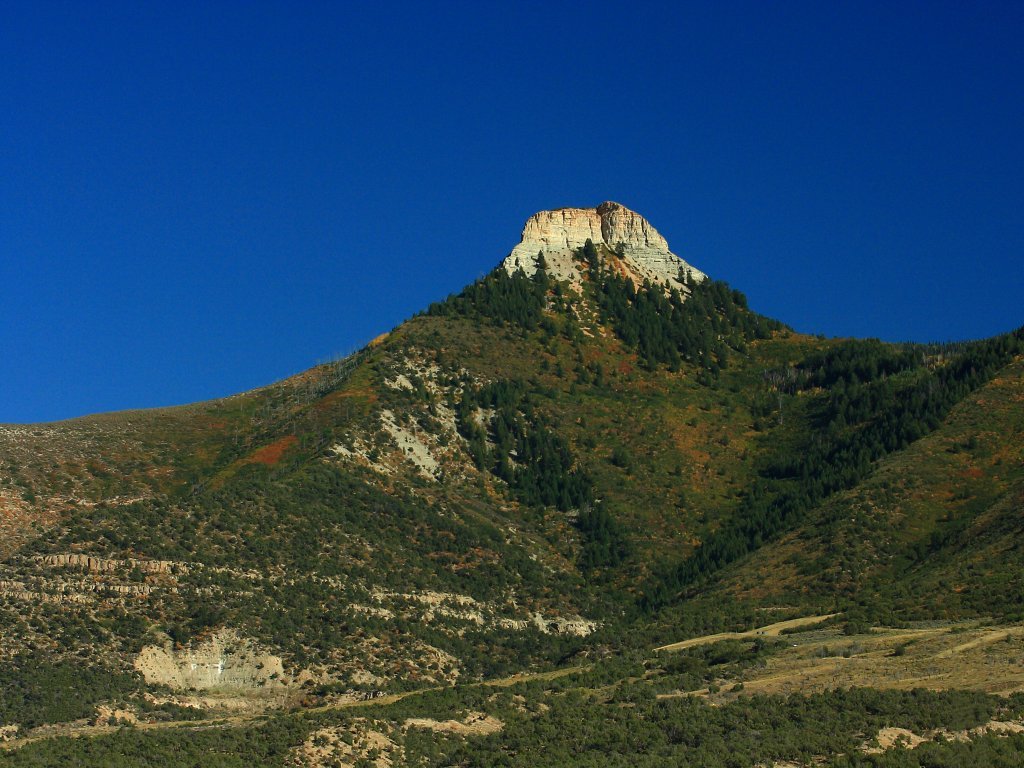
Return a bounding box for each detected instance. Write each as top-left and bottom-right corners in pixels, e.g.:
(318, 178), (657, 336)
(2, 2), (1022, 423)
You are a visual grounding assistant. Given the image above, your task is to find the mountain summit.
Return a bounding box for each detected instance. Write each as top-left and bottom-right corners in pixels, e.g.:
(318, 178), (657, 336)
(501, 201), (706, 290)
(1, 200), (1023, 764)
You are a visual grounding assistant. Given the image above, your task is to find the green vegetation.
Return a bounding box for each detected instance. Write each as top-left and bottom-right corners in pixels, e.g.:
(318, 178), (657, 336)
(24, 459), (587, 675)
(4, 673), (1023, 767)
(587, 240), (781, 374)
(455, 378), (592, 511)
(576, 501), (629, 572)
(645, 327), (1024, 609)
(427, 257), (550, 329)
(450, 688), (1022, 768)
(0, 719), (307, 768)
(0, 658), (140, 729)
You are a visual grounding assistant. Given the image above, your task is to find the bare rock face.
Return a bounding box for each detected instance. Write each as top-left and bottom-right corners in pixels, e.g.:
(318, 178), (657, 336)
(134, 629), (290, 691)
(502, 201), (705, 290)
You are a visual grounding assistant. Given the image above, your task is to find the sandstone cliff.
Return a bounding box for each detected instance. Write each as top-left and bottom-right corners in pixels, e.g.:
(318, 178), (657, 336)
(501, 201), (705, 291)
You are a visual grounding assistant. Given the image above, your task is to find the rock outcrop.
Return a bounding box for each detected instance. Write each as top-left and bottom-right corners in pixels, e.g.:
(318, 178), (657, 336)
(37, 553), (182, 574)
(502, 201), (705, 290)
(134, 629), (290, 691)
(531, 611), (597, 636)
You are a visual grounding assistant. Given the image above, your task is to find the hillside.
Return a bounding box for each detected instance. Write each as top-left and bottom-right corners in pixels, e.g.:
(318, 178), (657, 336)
(1, 202), (1022, 765)
(722, 355), (1024, 620)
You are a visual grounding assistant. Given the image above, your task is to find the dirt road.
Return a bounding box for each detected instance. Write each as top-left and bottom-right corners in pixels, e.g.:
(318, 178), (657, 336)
(654, 613), (839, 652)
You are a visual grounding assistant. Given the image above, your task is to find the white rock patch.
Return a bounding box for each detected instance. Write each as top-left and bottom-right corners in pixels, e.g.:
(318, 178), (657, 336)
(380, 410), (439, 479)
(134, 629), (290, 691)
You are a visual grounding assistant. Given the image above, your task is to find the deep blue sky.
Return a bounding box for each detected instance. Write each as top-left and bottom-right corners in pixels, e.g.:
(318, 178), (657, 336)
(3, 2), (1022, 423)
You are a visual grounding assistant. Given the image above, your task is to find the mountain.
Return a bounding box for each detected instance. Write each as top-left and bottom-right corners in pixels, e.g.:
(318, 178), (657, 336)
(1, 202), (1023, 766)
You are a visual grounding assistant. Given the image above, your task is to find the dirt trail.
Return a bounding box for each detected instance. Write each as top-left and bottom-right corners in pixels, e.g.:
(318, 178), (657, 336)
(0, 715), (257, 752)
(935, 626), (1024, 658)
(655, 613), (839, 652)
(657, 620), (1024, 700)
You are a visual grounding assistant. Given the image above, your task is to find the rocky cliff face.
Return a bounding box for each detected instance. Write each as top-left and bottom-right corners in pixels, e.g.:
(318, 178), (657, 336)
(502, 201), (705, 290)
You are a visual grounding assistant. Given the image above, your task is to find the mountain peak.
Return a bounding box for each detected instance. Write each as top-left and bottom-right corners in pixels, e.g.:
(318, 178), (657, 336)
(501, 201), (706, 289)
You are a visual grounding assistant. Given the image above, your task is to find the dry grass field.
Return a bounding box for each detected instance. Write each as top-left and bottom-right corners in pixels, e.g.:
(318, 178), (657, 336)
(658, 618), (1024, 700)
